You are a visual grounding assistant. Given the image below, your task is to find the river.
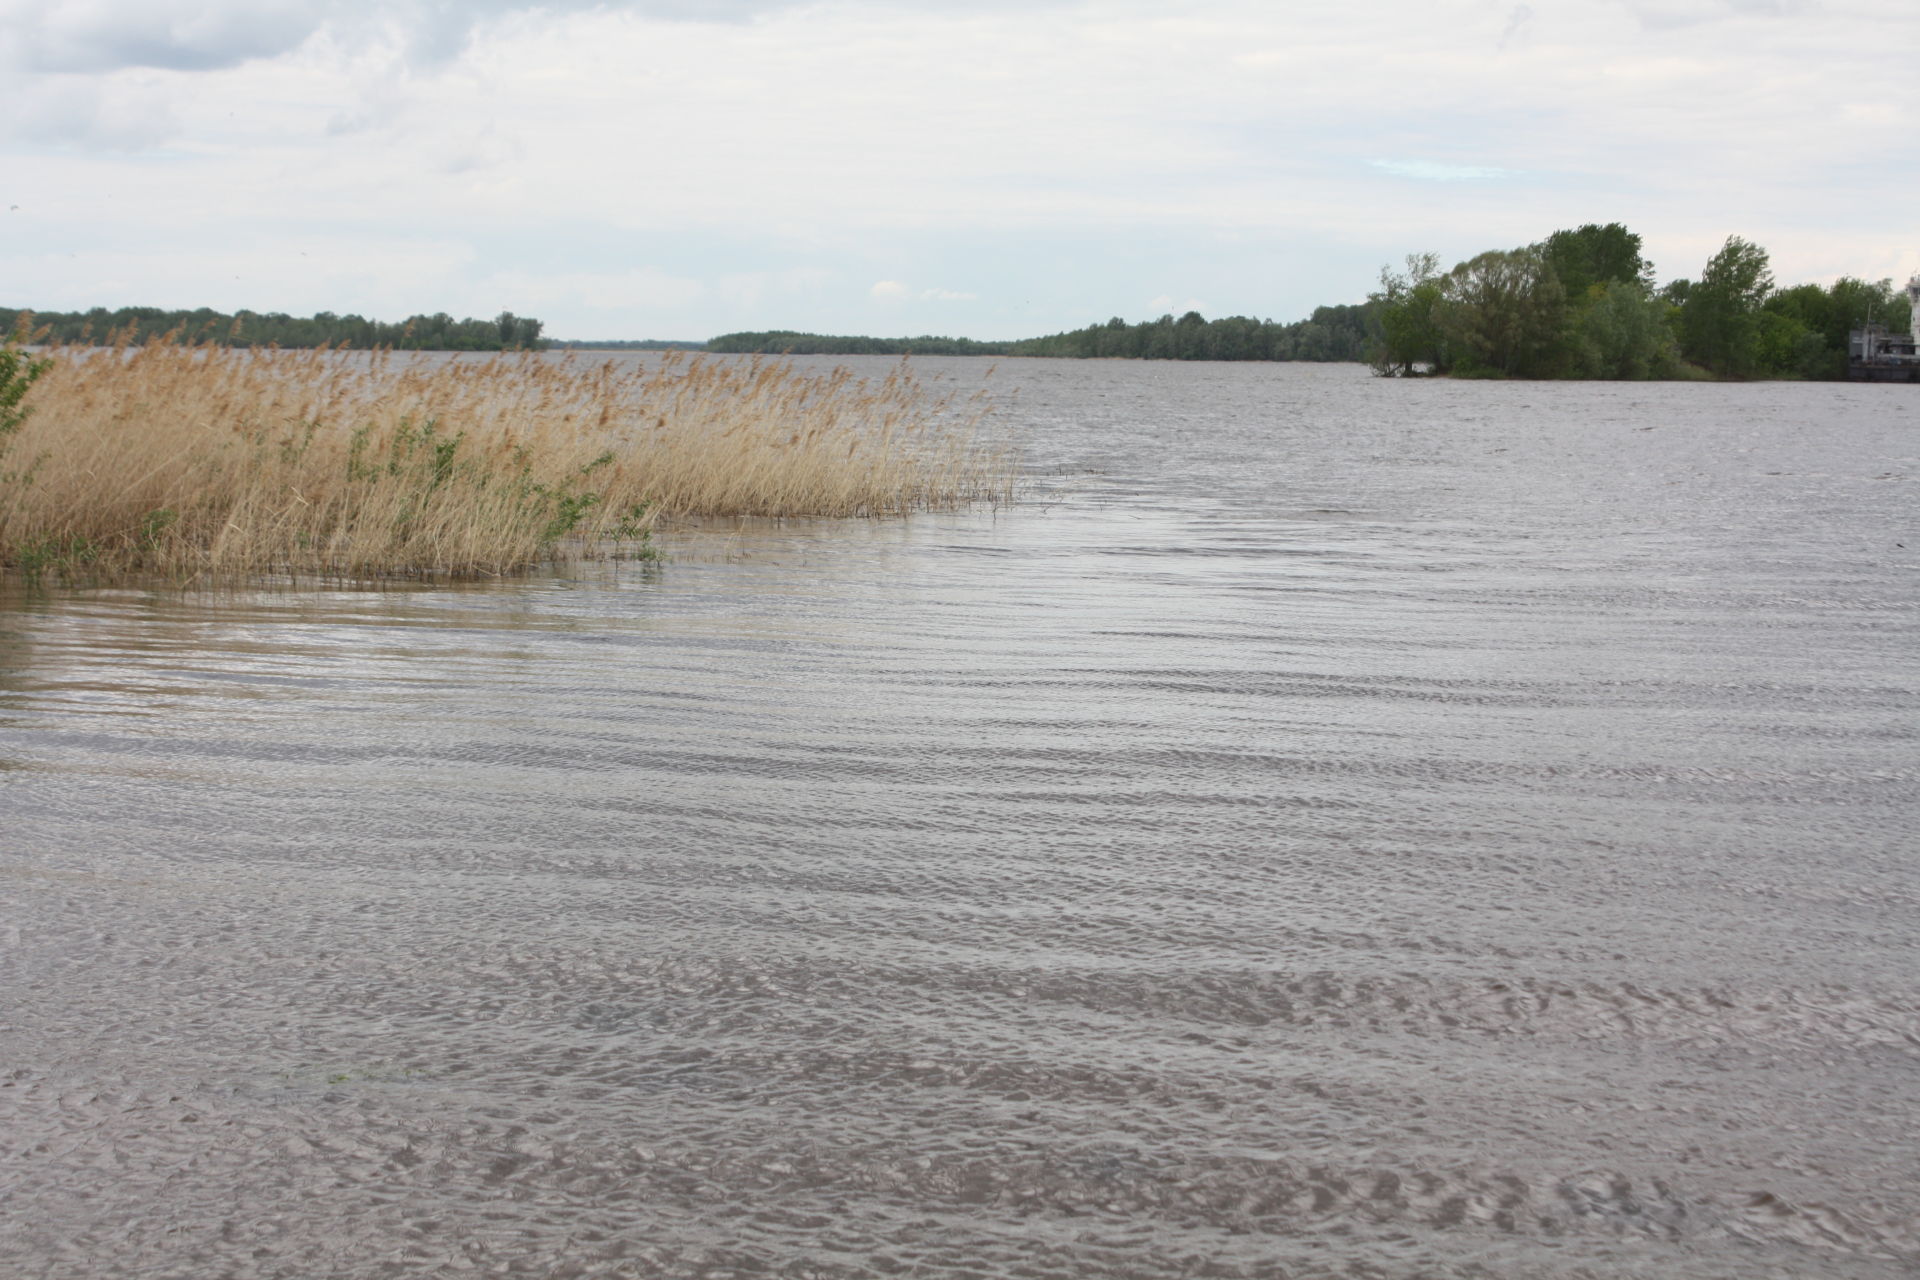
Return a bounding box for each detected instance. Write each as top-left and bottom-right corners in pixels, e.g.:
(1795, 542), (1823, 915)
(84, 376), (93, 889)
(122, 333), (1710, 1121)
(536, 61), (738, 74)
(3, 358), (1917, 1278)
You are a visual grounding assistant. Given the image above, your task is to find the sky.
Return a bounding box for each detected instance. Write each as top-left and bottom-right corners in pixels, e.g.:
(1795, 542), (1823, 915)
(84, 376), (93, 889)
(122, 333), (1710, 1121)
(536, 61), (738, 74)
(1, 0), (1915, 341)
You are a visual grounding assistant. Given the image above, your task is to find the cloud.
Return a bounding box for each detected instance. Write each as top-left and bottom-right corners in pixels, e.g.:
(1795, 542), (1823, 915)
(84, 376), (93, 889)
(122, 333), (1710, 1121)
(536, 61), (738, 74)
(1, 77), (179, 149)
(0, 233), (481, 318)
(0, 1), (1086, 76)
(479, 266), (708, 312)
(716, 267), (834, 313)
(1368, 158), (1514, 182)
(0, 1), (330, 73)
(1619, 0), (1808, 29)
(871, 281), (977, 303)
(1497, 4), (1534, 50)
(0, 1), (776, 75)
(2, 1), (1915, 340)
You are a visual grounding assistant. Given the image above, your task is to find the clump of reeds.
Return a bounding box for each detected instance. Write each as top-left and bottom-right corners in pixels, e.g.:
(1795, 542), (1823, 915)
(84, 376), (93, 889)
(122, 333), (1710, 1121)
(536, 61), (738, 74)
(0, 338), (1013, 583)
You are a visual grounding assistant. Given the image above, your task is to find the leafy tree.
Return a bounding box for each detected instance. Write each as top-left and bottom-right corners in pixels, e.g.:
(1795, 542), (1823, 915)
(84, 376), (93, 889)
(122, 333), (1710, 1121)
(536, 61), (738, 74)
(1366, 252), (1447, 375)
(1543, 223), (1651, 300)
(1824, 276), (1911, 347)
(1, 328), (53, 496)
(1763, 283), (1842, 377)
(1572, 281), (1678, 379)
(1764, 282), (1833, 338)
(1438, 245), (1567, 378)
(1752, 310), (1829, 379)
(1, 332), (51, 439)
(1679, 235), (1774, 376)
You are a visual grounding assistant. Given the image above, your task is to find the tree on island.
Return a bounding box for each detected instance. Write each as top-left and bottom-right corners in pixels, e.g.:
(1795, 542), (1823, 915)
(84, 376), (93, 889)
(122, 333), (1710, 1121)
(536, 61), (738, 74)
(1366, 222), (1908, 380)
(1678, 236), (1774, 378)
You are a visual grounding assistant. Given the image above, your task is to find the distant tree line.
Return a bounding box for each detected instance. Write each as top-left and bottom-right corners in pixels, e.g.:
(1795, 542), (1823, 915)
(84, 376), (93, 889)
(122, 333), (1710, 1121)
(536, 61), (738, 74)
(3, 305), (547, 351)
(1007, 305), (1370, 361)
(1366, 223), (1912, 380)
(707, 306), (1372, 362)
(551, 339), (706, 351)
(706, 331), (1015, 356)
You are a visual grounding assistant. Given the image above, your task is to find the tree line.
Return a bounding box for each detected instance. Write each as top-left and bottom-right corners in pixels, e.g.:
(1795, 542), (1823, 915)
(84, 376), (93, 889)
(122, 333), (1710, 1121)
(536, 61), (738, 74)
(707, 305), (1371, 362)
(1366, 223), (1912, 380)
(705, 331), (1015, 356)
(550, 339), (705, 351)
(1009, 305), (1370, 361)
(2, 306), (548, 351)
(15, 230), (1904, 376)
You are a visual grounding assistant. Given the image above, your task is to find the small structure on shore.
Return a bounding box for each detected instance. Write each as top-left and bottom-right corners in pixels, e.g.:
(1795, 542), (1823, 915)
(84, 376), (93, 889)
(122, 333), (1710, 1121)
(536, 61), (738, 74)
(1848, 273), (1920, 382)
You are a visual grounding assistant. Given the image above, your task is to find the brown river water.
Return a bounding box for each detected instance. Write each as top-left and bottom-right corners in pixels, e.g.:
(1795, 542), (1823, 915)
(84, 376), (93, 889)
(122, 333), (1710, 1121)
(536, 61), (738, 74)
(2, 358), (1917, 1279)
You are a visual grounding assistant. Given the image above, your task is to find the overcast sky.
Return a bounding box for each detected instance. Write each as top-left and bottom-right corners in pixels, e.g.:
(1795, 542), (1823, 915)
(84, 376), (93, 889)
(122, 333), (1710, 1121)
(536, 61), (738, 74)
(2, 0), (1914, 340)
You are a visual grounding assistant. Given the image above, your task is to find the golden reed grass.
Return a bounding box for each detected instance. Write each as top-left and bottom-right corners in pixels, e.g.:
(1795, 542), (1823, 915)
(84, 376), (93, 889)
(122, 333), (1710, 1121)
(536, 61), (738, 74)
(0, 340), (1014, 582)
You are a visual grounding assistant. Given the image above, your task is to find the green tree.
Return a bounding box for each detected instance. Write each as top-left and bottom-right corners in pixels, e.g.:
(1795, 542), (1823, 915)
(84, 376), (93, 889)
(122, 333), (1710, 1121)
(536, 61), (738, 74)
(1752, 310), (1828, 379)
(1679, 235), (1774, 376)
(1366, 252), (1447, 376)
(1438, 245), (1567, 377)
(1, 330), (53, 500)
(1, 336), (50, 439)
(1763, 283), (1842, 377)
(1543, 223), (1651, 300)
(1825, 276), (1911, 347)
(1572, 280), (1678, 379)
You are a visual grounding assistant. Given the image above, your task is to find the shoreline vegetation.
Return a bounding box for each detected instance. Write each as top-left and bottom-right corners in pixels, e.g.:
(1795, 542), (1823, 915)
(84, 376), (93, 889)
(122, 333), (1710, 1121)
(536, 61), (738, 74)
(550, 339), (706, 352)
(705, 305), (1371, 362)
(1, 305), (548, 352)
(9, 223), (1905, 383)
(0, 337), (1012, 586)
(707, 226), (1910, 382)
(1366, 224), (1912, 381)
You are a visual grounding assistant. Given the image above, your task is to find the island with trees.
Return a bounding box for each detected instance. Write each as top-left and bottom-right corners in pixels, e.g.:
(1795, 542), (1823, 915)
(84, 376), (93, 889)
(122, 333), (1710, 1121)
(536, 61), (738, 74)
(1365, 223), (1912, 380)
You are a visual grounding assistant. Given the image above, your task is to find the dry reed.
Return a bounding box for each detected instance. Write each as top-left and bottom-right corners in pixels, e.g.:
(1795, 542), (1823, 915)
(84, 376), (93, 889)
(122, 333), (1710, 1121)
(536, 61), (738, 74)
(0, 340), (1014, 582)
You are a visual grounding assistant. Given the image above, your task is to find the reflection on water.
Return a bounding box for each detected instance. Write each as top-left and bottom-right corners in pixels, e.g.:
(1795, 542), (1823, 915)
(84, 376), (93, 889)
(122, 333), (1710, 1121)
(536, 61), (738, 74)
(3, 359), (1918, 1278)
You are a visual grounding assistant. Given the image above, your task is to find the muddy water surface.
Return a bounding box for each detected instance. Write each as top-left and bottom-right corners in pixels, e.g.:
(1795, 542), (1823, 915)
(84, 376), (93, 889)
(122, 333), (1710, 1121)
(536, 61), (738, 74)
(3, 359), (1918, 1278)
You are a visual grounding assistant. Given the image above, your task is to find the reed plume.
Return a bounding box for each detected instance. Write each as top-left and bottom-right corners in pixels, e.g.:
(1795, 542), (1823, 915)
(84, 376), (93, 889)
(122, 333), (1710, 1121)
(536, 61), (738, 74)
(0, 340), (1014, 582)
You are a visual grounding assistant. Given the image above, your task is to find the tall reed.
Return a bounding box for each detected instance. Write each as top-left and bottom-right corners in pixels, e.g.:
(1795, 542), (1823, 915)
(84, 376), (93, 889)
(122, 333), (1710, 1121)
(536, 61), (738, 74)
(0, 340), (1014, 582)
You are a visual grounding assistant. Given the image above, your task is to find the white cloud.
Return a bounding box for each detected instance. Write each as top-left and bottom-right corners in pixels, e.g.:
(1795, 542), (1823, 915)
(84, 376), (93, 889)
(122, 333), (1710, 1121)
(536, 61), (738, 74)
(0, 234), (478, 317)
(0, 1), (327, 73)
(1497, 4), (1534, 50)
(1619, 0), (1810, 30)
(1369, 159), (1514, 182)
(867, 282), (976, 303)
(718, 268), (834, 313)
(0, 1), (1087, 75)
(479, 267), (708, 314)
(0, 1), (776, 74)
(1, 75), (178, 149)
